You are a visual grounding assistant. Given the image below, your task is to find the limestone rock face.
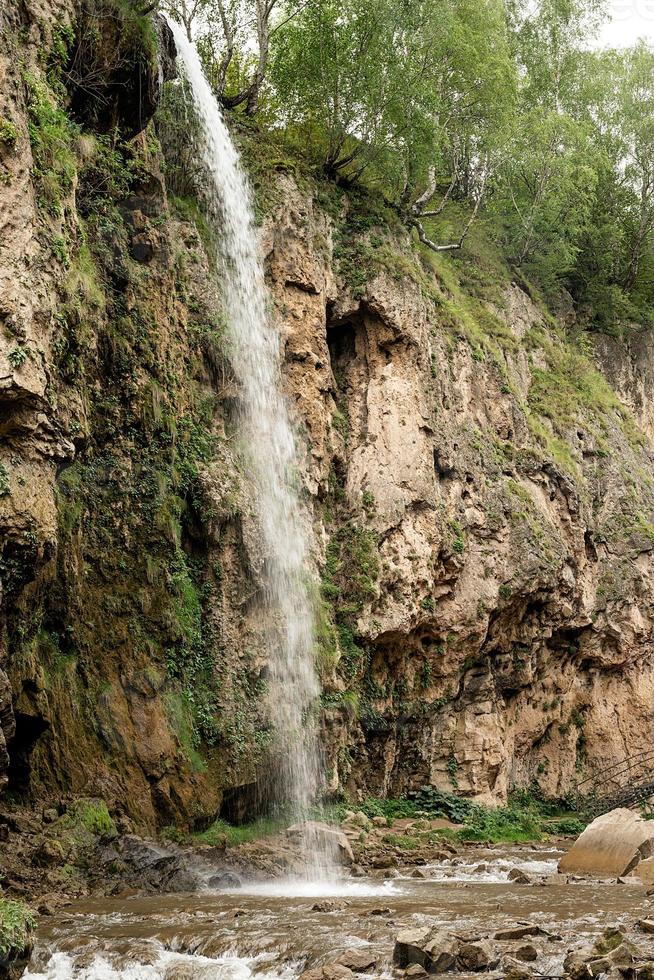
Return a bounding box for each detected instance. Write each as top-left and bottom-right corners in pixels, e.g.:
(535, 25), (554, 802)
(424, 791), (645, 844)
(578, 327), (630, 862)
(265, 176), (654, 805)
(559, 809), (654, 877)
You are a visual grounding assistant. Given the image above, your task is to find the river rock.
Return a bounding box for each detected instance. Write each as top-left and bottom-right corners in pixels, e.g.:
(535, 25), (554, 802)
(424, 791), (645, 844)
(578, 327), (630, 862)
(493, 925), (541, 941)
(335, 949), (377, 972)
(393, 927), (459, 972)
(405, 966), (428, 978)
(507, 868), (531, 884)
(639, 919), (654, 934)
(501, 956), (534, 980)
(298, 963), (354, 980)
(457, 939), (498, 971)
(511, 944), (538, 962)
(558, 809), (654, 877)
(286, 822), (354, 865)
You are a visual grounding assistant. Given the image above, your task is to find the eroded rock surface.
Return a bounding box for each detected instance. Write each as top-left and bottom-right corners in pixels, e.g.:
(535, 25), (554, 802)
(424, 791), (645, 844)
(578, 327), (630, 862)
(559, 809), (654, 877)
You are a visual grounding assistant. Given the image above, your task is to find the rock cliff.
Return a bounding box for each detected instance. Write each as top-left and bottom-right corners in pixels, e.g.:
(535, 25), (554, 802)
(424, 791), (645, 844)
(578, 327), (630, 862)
(1, 0), (654, 829)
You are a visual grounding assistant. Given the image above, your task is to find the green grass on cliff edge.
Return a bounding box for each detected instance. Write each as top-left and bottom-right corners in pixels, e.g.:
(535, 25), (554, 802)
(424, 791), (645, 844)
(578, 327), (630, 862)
(0, 900), (35, 958)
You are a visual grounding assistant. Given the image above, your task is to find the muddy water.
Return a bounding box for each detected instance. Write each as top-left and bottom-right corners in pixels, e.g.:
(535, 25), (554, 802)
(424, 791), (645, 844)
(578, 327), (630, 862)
(25, 847), (653, 979)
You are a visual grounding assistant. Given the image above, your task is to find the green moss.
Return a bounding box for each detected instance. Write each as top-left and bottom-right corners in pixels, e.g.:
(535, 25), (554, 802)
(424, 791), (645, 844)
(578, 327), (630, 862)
(0, 900), (35, 958)
(74, 800), (116, 835)
(193, 816), (288, 847)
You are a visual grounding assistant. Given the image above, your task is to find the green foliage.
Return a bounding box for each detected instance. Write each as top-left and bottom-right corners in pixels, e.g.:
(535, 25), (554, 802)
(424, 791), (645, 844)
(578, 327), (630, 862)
(7, 345), (29, 369)
(23, 71), (77, 214)
(0, 463), (10, 498)
(193, 816), (287, 847)
(0, 117), (18, 149)
(0, 900), (35, 957)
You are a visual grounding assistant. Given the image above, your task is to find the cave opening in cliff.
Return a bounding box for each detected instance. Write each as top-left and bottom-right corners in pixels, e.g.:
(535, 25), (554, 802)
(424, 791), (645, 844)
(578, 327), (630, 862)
(326, 316), (357, 385)
(6, 711), (50, 797)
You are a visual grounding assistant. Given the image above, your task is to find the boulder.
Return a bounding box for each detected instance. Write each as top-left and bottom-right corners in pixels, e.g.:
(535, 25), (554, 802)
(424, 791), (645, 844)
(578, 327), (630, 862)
(558, 809), (654, 877)
(457, 940), (498, 971)
(507, 868), (531, 884)
(335, 950), (377, 973)
(511, 944), (538, 962)
(393, 928), (459, 973)
(501, 956), (533, 980)
(639, 919), (654, 935)
(286, 822), (354, 866)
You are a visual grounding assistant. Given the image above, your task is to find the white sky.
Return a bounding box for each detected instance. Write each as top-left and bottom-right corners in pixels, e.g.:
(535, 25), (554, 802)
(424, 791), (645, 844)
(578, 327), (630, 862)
(599, 0), (654, 45)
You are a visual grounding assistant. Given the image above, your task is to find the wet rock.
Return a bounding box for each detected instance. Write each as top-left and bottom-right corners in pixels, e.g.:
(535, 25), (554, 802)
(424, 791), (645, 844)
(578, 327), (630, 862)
(405, 965), (428, 978)
(299, 962), (354, 980)
(312, 900), (347, 912)
(286, 822), (354, 866)
(350, 865), (365, 877)
(411, 868), (428, 879)
(335, 949), (377, 972)
(393, 927), (459, 973)
(511, 944), (538, 962)
(501, 956), (533, 980)
(507, 868), (531, 884)
(206, 871), (241, 889)
(473, 863), (488, 874)
(457, 939), (498, 971)
(639, 919), (654, 934)
(563, 951), (594, 980)
(493, 925), (542, 941)
(368, 907), (391, 916)
(559, 809), (654, 878)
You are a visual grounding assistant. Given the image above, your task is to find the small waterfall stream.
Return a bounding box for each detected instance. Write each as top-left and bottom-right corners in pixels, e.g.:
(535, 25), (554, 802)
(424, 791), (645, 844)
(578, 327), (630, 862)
(163, 18), (330, 876)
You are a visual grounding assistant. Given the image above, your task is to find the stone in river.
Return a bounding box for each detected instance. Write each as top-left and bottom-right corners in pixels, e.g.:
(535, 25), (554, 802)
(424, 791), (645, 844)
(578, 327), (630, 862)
(507, 868), (531, 884)
(457, 939), (498, 971)
(558, 808), (654, 877)
(493, 925), (541, 941)
(393, 928), (459, 973)
(336, 949), (377, 972)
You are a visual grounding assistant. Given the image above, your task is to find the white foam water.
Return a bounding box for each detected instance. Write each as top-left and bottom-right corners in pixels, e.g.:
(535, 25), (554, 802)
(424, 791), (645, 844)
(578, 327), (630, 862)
(213, 879), (402, 899)
(162, 19), (331, 876)
(24, 950), (299, 980)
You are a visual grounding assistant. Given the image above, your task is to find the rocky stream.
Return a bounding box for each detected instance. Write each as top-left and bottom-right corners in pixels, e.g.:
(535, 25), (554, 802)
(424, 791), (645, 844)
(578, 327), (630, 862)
(19, 820), (654, 980)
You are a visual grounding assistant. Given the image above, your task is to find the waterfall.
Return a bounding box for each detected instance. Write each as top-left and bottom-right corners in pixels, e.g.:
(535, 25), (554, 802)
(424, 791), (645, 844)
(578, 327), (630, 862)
(163, 18), (333, 878)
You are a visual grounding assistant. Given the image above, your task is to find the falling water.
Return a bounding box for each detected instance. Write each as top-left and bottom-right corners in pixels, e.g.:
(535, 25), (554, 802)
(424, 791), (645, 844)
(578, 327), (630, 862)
(163, 18), (333, 877)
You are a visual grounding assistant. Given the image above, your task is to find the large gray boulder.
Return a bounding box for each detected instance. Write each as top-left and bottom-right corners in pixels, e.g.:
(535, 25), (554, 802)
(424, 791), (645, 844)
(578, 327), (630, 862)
(558, 808), (654, 877)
